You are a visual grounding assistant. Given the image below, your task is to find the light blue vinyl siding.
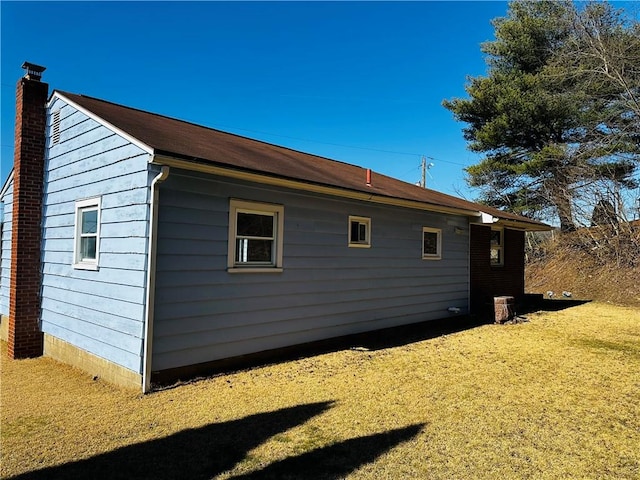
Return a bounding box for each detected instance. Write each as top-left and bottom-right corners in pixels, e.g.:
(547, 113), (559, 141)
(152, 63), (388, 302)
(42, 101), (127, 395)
(0, 181), (13, 316)
(41, 97), (151, 373)
(153, 170), (469, 371)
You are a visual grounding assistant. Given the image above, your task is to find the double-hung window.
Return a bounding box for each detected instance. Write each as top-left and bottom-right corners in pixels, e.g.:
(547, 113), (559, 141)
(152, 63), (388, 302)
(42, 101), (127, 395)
(348, 216), (371, 248)
(490, 227), (504, 266)
(73, 197), (101, 270)
(228, 199), (284, 272)
(422, 227), (442, 260)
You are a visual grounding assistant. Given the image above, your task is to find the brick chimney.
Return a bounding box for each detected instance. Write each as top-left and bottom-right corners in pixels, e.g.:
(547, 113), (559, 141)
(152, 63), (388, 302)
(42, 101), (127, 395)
(8, 62), (48, 358)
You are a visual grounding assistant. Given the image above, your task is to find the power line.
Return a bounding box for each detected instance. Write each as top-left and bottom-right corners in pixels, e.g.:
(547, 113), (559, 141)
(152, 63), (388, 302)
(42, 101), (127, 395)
(1, 109), (471, 167)
(398, 164), (421, 178)
(3, 127), (470, 167)
(1, 84), (471, 167)
(211, 123), (471, 167)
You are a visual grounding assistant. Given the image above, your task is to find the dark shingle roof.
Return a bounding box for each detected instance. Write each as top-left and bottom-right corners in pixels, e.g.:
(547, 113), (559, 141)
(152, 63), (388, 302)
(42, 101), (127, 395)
(57, 91), (549, 230)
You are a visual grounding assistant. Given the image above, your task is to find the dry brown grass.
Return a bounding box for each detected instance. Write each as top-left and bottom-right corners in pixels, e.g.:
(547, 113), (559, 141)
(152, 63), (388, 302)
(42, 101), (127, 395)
(526, 229), (640, 307)
(2, 302), (639, 479)
(527, 256), (640, 307)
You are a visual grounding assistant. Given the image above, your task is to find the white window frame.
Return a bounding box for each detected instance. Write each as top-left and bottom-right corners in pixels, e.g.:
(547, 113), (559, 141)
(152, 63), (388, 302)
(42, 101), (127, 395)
(228, 199), (284, 273)
(73, 197), (101, 271)
(422, 227), (442, 260)
(490, 227), (504, 266)
(348, 215), (371, 248)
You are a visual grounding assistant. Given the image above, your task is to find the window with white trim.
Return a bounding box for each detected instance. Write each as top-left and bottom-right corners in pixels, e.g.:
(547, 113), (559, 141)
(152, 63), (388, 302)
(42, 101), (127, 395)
(73, 197), (101, 270)
(228, 199), (284, 272)
(348, 216), (371, 248)
(422, 227), (442, 260)
(490, 227), (504, 266)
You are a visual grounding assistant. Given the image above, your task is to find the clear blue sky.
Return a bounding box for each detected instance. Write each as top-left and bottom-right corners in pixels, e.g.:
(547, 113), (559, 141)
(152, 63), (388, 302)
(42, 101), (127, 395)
(1, 1), (511, 199)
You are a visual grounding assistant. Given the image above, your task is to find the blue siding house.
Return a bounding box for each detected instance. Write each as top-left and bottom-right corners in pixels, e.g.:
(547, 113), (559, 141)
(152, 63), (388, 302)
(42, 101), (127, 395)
(1, 64), (549, 391)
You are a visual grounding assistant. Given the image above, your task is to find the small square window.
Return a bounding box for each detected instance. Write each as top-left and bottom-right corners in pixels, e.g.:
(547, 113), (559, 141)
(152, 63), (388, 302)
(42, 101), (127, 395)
(422, 227), (442, 260)
(490, 227), (504, 266)
(348, 216), (371, 248)
(228, 199), (284, 272)
(74, 197), (101, 270)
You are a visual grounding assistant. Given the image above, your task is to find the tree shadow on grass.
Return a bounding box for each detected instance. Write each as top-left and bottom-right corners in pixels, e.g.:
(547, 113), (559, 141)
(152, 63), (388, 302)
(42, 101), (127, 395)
(228, 423), (424, 480)
(8, 401), (333, 480)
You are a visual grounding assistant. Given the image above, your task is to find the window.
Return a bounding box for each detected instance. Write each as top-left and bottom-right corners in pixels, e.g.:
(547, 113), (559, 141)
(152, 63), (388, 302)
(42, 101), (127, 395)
(422, 227), (442, 260)
(490, 227), (504, 266)
(228, 199), (284, 272)
(348, 216), (371, 248)
(74, 197), (101, 270)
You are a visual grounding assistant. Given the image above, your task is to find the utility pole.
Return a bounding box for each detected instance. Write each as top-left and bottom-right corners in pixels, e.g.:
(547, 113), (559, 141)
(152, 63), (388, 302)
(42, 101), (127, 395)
(420, 156), (434, 189)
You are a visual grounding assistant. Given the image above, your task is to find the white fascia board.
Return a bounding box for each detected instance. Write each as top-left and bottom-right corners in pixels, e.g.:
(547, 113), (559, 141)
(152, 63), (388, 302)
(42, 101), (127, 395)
(480, 211), (499, 224)
(472, 216), (552, 232)
(50, 92), (154, 155)
(498, 219), (552, 232)
(0, 170), (14, 199)
(152, 155), (482, 218)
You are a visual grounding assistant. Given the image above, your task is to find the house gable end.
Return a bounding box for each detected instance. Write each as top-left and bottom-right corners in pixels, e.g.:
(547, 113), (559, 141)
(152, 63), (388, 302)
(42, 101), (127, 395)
(40, 95), (153, 378)
(50, 91), (154, 156)
(0, 179), (13, 319)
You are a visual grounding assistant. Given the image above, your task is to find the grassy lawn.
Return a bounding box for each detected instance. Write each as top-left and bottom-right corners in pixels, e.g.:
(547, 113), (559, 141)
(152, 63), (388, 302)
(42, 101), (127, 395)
(1, 302), (639, 479)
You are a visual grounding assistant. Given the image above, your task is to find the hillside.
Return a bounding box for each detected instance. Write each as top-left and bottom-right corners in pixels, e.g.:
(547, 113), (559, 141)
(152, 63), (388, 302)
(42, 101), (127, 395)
(525, 227), (640, 308)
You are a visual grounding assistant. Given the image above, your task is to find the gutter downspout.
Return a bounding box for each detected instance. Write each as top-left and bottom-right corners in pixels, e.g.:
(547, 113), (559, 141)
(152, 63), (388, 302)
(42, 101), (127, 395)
(142, 165), (170, 393)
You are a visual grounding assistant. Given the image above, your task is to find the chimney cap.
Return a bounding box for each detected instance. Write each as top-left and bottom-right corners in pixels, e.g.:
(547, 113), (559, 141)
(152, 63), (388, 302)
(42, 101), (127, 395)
(21, 62), (46, 81)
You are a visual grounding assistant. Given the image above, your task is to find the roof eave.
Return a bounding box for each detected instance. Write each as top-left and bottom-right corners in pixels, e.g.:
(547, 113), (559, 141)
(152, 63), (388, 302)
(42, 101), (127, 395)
(151, 154), (483, 219)
(496, 218), (552, 232)
(477, 209), (551, 232)
(0, 169), (14, 199)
